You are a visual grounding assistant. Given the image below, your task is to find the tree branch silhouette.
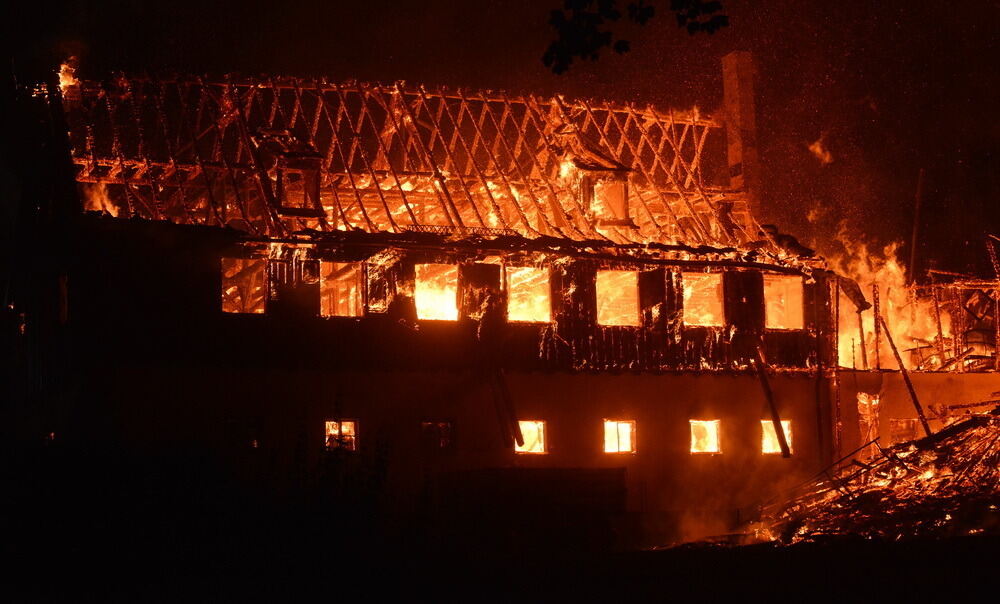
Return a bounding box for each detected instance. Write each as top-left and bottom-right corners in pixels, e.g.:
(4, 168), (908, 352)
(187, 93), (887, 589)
(543, 1), (729, 74)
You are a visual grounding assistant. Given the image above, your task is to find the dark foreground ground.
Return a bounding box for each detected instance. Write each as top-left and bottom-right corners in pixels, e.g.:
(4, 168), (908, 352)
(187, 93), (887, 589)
(6, 446), (998, 601)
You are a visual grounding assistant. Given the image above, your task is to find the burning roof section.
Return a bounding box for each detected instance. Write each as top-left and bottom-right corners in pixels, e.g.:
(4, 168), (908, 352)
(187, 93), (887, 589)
(763, 407), (1000, 542)
(60, 74), (764, 250)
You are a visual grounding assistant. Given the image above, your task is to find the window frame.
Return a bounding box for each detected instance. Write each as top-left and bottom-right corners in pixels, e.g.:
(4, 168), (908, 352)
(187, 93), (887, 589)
(514, 420), (548, 454)
(504, 266), (553, 323)
(689, 419), (722, 454)
(419, 420), (455, 453)
(595, 269), (641, 327)
(762, 274), (805, 331)
(414, 263), (460, 321)
(324, 419), (358, 452)
(680, 271), (725, 328)
(760, 420), (793, 455)
(603, 419), (637, 454)
(319, 260), (366, 318)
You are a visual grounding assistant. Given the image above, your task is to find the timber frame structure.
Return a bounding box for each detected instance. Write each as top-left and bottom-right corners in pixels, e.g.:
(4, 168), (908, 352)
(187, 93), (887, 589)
(63, 75), (764, 247)
(56, 62), (835, 374)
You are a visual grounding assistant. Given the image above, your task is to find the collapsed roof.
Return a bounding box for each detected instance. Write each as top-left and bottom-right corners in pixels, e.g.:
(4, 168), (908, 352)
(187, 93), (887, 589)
(764, 408), (1000, 542)
(59, 74), (774, 255)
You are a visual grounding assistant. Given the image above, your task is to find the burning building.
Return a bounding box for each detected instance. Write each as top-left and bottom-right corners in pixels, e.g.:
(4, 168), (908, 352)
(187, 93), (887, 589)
(11, 50), (998, 548)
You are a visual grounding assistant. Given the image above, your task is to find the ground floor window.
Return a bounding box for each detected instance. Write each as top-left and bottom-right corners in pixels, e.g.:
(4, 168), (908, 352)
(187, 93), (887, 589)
(515, 420), (547, 454)
(761, 420), (793, 454)
(689, 419), (721, 454)
(325, 420), (357, 451)
(603, 419), (636, 453)
(420, 421), (454, 452)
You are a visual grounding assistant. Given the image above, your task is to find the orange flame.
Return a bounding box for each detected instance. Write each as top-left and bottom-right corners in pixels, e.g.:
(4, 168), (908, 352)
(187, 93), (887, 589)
(414, 263), (459, 321)
(58, 58), (78, 93)
(81, 183), (118, 216)
(832, 238), (950, 369)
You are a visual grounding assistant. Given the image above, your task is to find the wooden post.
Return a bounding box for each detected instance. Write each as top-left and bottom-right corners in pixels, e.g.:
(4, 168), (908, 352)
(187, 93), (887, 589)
(856, 310), (868, 370)
(872, 285), (881, 370)
(833, 280), (843, 460)
(754, 343), (791, 458)
(986, 237), (1000, 371)
(878, 315), (933, 438)
(930, 280), (948, 367)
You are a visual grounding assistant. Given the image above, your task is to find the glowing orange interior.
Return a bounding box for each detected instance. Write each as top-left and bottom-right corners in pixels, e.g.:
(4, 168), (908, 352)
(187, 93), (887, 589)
(320, 261), (363, 317)
(414, 263), (459, 321)
(690, 419), (721, 453)
(515, 420), (546, 454)
(682, 272), (724, 327)
(506, 266), (551, 323)
(763, 274), (804, 329)
(603, 420), (636, 453)
(761, 420), (793, 454)
(596, 270), (640, 326)
(325, 420), (357, 451)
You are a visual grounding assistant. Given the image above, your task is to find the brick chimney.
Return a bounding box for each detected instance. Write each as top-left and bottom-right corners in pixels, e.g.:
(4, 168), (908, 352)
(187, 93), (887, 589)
(722, 51), (763, 222)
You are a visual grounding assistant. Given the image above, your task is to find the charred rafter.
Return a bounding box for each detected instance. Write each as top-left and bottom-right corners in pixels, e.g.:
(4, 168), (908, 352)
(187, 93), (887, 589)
(59, 75), (758, 247)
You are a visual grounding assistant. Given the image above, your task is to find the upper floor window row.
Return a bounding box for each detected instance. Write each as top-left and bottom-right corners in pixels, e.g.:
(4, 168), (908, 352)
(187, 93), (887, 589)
(222, 258), (804, 330)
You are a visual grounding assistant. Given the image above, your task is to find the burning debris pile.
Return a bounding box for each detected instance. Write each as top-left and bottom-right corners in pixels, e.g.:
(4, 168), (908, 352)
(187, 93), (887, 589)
(764, 408), (1000, 542)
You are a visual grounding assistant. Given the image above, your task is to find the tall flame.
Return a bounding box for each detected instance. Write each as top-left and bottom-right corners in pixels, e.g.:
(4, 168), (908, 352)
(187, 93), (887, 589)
(832, 237), (950, 370)
(58, 58), (78, 93)
(81, 183), (118, 216)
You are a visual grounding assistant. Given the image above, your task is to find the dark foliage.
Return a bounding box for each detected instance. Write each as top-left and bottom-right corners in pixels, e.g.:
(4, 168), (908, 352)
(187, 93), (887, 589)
(543, 0), (729, 74)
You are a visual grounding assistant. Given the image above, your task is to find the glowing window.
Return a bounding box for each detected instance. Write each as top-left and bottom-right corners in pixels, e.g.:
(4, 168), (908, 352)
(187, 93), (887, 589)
(414, 263), (459, 321)
(596, 270), (640, 326)
(325, 420), (357, 451)
(506, 267), (551, 323)
(689, 420), (721, 454)
(761, 420), (793, 454)
(603, 420), (636, 453)
(515, 420), (547, 454)
(682, 272), (724, 327)
(320, 261), (363, 317)
(221, 257), (266, 314)
(763, 274), (804, 330)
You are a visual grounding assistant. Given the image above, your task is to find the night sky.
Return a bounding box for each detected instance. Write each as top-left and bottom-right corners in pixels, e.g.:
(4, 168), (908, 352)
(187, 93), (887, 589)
(11, 1), (1000, 275)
